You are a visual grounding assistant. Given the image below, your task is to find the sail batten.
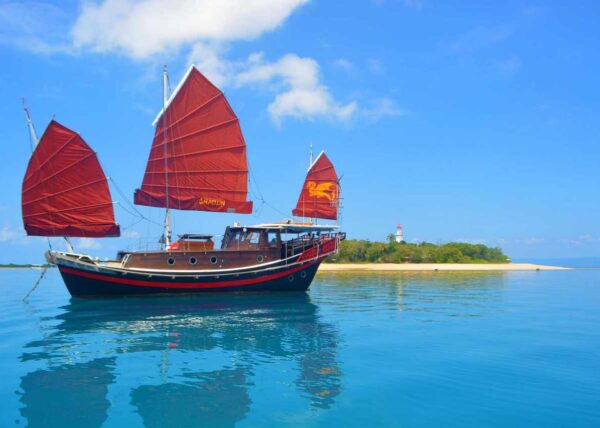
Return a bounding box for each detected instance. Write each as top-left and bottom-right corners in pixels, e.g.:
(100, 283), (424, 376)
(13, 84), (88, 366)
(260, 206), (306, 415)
(159, 92), (224, 132)
(141, 184), (248, 192)
(22, 178), (109, 206)
(24, 201), (115, 218)
(150, 118), (239, 149)
(135, 66), (253, 214)
(147, 143), (245, 162)
(292, 151), (339, 221)
(21, 120), (120, 237)
(144, 169), (248, 175)
(23, 135), (77, 176)
(22, 152), (96, 194)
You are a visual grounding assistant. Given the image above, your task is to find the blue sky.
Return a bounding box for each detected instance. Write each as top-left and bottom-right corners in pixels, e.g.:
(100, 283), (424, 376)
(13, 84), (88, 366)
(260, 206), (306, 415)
(1, 0), (599, 263)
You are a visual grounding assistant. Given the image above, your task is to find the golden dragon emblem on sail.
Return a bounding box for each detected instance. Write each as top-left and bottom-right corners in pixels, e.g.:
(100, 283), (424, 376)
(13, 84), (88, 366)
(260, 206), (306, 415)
(306, 181), (337, 201)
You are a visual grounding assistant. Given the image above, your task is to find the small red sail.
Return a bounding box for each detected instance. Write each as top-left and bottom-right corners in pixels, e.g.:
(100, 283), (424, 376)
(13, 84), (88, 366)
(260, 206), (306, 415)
(21, 120), (120, 237)
(134, 66), (253, 214)
(292, 152), (339, 220)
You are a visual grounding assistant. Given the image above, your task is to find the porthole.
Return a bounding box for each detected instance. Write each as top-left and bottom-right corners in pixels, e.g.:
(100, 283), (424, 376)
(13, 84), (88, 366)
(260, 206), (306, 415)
(300, 271), (307, 279)
(167, 257), (175, 265)
(288, 275), (294, 282)
(257, 255), (264, 263)
(189, 257), (197, 265)
(210, 256), (218, 264)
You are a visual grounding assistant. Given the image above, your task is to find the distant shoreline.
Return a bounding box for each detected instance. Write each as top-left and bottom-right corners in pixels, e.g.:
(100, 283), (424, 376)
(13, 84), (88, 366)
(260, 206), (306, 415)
(318, 263), (569, 272)
(0, 265), (52, 270)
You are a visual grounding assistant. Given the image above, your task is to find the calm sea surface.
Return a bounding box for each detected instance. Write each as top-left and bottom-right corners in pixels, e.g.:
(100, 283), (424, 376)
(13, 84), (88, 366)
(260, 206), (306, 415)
(0, 269), (599, 427)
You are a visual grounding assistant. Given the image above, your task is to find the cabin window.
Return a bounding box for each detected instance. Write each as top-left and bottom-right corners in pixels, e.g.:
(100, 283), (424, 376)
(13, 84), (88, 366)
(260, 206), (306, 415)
(250, 232), (260, 244)
(240, 231), (260, 245)
(189, 257), (197, 265)
(288, 275), (294, 282)
(257, 255), (264, 263)
(268, 232), (280, 247)
(167, 257), (175, 265)
(210, 256), (218, 264)
(224, 230), (262, 249)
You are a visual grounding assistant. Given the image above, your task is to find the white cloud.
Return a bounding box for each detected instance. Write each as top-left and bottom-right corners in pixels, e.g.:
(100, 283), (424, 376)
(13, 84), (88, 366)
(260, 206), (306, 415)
(187, 42), (233, 87)
(235, 53), (357, 124)
(70, 0), (361, 124)
(447, 24), (515, 55)
(72, 0), (309, 59)
(122, 230), (140, 239)
(333, 58), (355, 73)
(373, 0), (424, 8)
(562, 235), (600, 246)
(0, 226), (21, 242)
(493, 56), (521, 76)
(3, 0), (400, 125)
(362, 97), (405, 122)
(0, 226), (31, 245)
(454, 238), (487, 245)
(76, 237), (102, 249)
(0, 1), (72, 54)
(403, 0), (424, 10)
(367, 58), (384, 75)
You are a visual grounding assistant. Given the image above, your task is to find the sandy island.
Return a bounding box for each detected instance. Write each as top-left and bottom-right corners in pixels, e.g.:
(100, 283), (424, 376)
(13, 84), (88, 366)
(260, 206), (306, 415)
(318, 263), (569, 272)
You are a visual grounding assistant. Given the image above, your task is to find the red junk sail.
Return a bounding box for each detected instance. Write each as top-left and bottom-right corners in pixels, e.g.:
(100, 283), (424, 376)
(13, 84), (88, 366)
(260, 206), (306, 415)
(134, 66), (253, 214)
(22, 120), (120, 237)
(292, 152), (339, 220)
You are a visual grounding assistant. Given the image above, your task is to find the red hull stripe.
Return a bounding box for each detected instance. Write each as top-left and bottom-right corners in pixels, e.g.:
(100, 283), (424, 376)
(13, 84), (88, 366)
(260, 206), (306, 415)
(59, 261), (318, 289)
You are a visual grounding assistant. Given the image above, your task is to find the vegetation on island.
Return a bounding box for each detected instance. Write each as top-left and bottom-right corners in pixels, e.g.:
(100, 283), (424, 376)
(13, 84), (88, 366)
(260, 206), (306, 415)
(0, 263), (53, 269)
(327, 236), (510, 264)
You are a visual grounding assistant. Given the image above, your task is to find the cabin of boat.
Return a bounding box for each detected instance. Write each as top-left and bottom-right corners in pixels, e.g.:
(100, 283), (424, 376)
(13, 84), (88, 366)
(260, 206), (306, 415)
(103, 223), (344, 272)
(44, 222), (345, 296)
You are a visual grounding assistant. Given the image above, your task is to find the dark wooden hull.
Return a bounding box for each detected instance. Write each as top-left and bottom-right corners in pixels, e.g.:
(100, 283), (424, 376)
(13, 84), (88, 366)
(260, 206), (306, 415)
(49, 233), (340, 297)
(56, 257), (323, 297)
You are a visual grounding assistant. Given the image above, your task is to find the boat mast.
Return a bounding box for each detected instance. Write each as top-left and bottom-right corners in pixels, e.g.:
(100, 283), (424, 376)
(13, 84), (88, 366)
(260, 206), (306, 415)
(162, 65), (172, 249)
(22, 99), (74, 253)
(309, 143), (314, 224)
(22, 98), (39, 147)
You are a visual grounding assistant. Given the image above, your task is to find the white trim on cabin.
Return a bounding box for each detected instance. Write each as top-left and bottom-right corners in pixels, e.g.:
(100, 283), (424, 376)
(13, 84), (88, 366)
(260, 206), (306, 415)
(252, 223), (339, 232)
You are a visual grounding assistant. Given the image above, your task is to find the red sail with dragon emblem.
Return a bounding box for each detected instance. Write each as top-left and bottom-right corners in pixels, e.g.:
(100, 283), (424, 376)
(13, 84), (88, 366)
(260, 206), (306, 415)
(292, 152), (339, 220)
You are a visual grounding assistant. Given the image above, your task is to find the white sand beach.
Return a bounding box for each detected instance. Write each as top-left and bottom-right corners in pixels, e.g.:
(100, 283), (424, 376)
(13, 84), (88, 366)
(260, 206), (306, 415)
(318, 263), (569, 272)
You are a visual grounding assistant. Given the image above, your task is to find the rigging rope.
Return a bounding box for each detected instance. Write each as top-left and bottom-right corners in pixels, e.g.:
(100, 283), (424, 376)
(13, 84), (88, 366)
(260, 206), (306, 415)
(247, 160), (288, 218)
(108, 177), (162, 227)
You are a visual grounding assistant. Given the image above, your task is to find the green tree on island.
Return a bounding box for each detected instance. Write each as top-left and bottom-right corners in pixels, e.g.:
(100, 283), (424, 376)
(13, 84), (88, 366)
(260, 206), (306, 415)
(327, 235), (509, 264)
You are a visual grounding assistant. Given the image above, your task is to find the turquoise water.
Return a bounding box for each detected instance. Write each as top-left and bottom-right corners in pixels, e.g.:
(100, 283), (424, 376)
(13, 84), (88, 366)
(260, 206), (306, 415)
(1, 269), (599, 427)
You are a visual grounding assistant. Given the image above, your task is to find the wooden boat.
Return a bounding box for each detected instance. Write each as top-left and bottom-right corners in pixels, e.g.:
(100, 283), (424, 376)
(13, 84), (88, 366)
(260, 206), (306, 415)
(21, 66), (344, 297)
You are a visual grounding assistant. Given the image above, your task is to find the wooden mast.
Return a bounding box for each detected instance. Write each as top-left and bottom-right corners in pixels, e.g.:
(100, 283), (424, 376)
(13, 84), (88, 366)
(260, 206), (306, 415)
(162, 65), (172, 249)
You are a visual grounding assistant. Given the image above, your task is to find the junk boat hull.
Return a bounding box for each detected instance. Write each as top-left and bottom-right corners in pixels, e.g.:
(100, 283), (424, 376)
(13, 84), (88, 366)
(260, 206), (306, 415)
(56, 258), (321, 296)
(47, 231), (340, 297)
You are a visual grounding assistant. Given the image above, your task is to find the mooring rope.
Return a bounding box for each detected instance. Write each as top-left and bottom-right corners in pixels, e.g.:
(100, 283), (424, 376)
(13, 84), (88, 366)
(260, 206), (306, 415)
(22, 265), (48, 302)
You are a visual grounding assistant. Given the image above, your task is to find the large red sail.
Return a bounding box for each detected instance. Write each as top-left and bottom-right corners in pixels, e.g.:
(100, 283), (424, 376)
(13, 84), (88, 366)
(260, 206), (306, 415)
(292, 152), (339, 220)
(134, 66), (253, 214)
(22, 120), (120, 237)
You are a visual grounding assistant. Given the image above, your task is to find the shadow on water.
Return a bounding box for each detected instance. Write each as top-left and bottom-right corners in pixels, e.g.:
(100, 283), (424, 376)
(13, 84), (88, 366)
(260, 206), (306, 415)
(18, 293), (341, 427)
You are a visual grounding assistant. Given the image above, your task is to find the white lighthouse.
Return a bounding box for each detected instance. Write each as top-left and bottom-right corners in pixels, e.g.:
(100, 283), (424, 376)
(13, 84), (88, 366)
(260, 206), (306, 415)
(395, 224), (403, 243)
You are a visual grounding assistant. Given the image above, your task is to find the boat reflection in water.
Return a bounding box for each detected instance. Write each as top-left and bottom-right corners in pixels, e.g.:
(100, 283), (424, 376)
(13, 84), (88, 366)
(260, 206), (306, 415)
(18, 294), (341, 426)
